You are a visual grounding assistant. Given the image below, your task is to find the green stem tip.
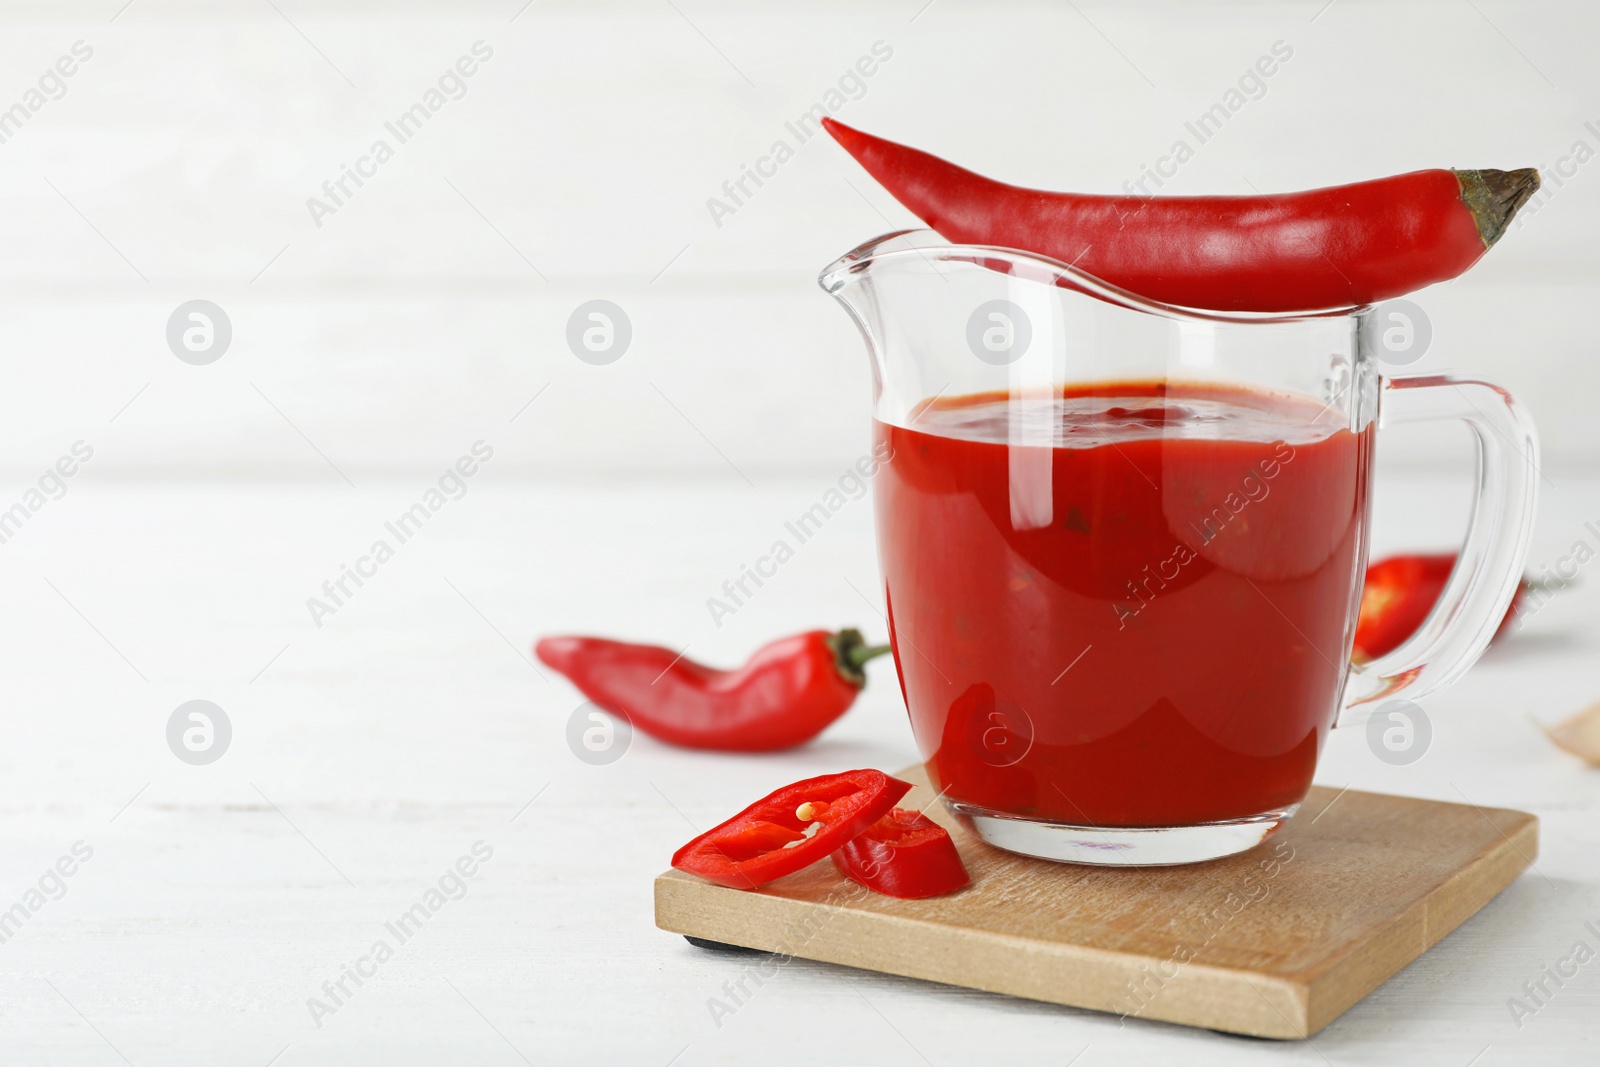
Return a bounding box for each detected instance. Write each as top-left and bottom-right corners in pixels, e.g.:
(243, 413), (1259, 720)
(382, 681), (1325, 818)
(828, 628), (893, 686)
(1456, 167), (1541, 249)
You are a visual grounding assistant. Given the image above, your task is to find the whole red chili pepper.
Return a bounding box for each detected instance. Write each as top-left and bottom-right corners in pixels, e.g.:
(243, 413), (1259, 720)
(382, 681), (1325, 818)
(822, 117), (1539, 312)
(672, 769), (911, 889)
(832, 807), (970, 900)
(1353, 552), (1549, 661)
(535, 629), (892, 752)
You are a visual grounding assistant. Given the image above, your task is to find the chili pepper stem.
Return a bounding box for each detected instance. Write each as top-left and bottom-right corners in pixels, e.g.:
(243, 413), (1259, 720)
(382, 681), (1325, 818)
(1457, 168), (1541, 248)
(849, 643), (893, 668)
(827, 628), (893, 687)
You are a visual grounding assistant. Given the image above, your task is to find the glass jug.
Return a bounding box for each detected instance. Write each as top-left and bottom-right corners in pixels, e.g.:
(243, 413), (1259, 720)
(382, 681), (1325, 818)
(820, 229), (1537, 865)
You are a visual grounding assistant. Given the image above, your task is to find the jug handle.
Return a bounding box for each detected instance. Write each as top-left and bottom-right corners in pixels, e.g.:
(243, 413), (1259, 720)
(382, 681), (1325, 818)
(1337, 374), (1539, 724)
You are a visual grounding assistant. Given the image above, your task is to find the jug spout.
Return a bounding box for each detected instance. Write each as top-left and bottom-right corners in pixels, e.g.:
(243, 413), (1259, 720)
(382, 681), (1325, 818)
(817, 229), (927, 382)
(819, 228), (1190, 405)
(820, 228), (1149, 423)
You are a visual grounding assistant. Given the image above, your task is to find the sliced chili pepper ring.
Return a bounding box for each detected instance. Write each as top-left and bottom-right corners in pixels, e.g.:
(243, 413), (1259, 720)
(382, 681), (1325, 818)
(832, 807), (970, 900)
(672, 770), (911, 890)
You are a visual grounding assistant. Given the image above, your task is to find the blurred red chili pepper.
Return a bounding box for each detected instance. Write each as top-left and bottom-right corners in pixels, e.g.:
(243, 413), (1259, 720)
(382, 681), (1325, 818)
(822, 117), (1539, 312)
(672, 770), (911, 889)
(535, 629), (892, 752)
(832, 807), (970, 900)
(1353, 553), (1547, 661)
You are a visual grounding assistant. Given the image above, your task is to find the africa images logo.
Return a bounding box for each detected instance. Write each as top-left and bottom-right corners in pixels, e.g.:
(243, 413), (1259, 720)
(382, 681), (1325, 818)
(305, 41), (495, 228)
(705, 40), (894, 228)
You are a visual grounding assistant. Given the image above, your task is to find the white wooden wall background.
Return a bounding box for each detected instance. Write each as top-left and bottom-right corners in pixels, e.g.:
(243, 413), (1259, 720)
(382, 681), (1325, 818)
(0, 0), (1595, 482)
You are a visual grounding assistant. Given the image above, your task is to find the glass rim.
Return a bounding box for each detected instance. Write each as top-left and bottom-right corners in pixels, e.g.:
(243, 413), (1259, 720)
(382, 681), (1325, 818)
(818, 229), (1372, 327)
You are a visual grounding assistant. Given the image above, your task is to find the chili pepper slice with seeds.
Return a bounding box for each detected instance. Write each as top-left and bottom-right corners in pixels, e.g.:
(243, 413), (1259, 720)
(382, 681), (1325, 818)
(822, 117), (1539, 313)
(672, 770), (911, 889)
(1353, 552), (1549, 661)
(535, 629), (892, 752)
(832, 807), (970, 900)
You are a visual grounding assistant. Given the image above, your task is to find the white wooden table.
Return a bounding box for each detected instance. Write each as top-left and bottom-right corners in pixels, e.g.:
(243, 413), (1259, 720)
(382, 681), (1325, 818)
(1, 469), (1596, 1065)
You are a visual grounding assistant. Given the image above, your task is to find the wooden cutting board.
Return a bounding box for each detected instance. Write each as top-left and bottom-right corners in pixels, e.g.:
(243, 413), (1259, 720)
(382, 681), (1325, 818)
(654, 764), (1537, 1039)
